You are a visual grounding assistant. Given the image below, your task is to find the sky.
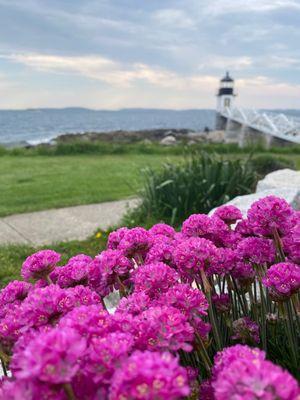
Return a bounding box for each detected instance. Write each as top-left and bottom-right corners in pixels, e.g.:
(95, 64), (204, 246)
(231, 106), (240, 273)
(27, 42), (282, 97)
(0, 0), (300, 109)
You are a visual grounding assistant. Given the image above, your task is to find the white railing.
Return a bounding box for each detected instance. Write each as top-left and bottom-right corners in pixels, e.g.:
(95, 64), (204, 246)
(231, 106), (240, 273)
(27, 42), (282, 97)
(220, 107), (300, 144)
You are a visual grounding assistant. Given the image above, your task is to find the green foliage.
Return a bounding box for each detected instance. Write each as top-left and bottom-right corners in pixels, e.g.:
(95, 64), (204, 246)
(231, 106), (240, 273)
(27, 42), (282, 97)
(124, 152), (257, 227)
(250, 154), (296, 177)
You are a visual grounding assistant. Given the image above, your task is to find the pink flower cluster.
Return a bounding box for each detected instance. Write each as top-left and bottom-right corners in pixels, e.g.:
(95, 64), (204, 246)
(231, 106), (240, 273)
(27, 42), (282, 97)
(211, 345), (299, 400)
(0, 195), (299, 399)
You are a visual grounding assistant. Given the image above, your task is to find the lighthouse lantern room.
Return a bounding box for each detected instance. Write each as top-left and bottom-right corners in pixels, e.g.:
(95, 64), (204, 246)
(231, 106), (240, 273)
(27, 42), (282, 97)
(217, 72), (235, 112)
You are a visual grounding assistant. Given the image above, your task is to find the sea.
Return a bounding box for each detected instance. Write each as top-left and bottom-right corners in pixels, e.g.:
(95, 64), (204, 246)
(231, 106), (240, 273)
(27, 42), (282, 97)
(0, 108), (300, 146)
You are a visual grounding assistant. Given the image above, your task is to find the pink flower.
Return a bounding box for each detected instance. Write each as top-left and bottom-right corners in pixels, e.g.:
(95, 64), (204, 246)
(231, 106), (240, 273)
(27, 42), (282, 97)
(134, 306), (194, 352)
(107, 227), (129, 250)
(236, 237), (276, 264)
(182, 214), (211, 237)
(55, 254), (92, 288)
(212, 344), (266, 379)
(212, 294), (231, 313)
(283, 219), (300, 263)
(247, 195), (295, 236)
(0, 378), (67, 400)
(21, 250), (61, 281)
(173, 237), (217, 280)
(232, 317), (260, 344)
(118, 227), (151, 260)
(213, 345), (299, 400)
(210, 248), (238, 276)
(12, 327), (87, 384)
(58, 305), (109, 341)
(109, 351), (190, 400)
(145, 239), (175, 267)
(84, 332), (134, 384)
(132, 262), (179, 299)
(262, 262), (300, 301)
(89, 250), (133, 295)
(213, 205), (242, 224)
(0, 280), (31, 305)
(157, 283), (208, 320)
(148, 223), (175, 238)
(117, 292), (152, 316)
(231, 261), (255, 287)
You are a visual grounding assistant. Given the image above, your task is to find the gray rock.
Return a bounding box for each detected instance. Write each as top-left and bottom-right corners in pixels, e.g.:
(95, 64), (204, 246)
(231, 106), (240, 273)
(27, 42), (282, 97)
(160, 135), (177, 146)
(209, 188), (300, 218)
(256, 169), (300, 192)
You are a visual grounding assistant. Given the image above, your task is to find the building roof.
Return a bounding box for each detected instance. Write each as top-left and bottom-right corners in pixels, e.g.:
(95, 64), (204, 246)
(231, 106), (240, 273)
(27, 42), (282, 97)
(221, 71), (234, 82)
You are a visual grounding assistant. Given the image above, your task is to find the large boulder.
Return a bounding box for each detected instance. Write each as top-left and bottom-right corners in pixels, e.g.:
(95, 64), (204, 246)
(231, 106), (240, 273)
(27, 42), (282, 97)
(209, 188), (300, 218)
(256, 169), (300, 192)
(209, 169), (300, 218)
(160, 135), (177, 146)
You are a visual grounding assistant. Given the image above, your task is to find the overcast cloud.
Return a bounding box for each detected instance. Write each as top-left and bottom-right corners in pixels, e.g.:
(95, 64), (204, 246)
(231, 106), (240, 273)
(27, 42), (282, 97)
(0, 0), (299, 109)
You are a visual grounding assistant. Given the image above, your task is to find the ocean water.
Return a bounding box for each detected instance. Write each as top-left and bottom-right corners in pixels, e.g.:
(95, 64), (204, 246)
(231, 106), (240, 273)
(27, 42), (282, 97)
(1, 108), (299, 146)
(0, 108), (216, 145)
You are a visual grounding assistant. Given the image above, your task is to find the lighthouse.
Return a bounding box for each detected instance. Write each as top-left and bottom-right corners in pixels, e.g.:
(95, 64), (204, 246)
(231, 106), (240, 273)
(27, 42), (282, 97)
(216, 72), (236, 130)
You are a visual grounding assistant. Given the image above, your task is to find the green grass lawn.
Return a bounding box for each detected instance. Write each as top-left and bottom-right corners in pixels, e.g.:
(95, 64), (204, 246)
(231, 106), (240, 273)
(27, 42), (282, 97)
(1, 151), (299, 217)
(0, 154), (180, 217)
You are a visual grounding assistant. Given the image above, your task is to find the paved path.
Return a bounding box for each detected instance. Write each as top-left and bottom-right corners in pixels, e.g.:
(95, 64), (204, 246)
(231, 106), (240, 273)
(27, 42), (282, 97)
(0, 199), (137, 246)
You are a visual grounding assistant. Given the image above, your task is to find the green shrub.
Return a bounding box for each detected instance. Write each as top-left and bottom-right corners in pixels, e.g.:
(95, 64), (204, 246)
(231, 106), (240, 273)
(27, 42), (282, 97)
(251, 154), (296, 177)
(124, 152), (257, 227)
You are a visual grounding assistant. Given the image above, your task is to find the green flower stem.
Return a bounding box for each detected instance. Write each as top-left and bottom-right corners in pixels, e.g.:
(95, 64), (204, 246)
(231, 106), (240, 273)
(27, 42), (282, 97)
(258, 281), (267, 351)
(63, 383), (76, 400)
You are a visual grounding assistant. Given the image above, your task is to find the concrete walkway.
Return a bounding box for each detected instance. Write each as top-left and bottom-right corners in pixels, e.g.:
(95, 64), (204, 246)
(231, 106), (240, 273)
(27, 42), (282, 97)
(0, 199), (137, 246)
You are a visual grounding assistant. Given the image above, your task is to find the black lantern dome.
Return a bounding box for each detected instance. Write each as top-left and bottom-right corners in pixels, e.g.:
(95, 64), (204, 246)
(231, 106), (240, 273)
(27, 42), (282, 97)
(218, 72), (235, 96)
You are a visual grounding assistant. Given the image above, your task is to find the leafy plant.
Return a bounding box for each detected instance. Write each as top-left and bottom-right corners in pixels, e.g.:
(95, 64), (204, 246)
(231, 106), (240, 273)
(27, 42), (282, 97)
(124, 152), (257, 227)
(251, 154), (296, 177)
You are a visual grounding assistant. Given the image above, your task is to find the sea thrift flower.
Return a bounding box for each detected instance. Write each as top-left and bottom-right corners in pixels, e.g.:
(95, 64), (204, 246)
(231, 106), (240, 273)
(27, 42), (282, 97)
(0, 280), (31, 304)
(135, 306), (194, 352)
(118, 227), (151, 260)
(173, 237), (217, 280)
(199, 379), (215, 400)
(12, 327), (87, 384)
(132, 262), (179, 299)
(283, 221), (300, 263)
(236, 237), (276, 264)
(55, 254), (92, 288)
(181, 214), (211, 237)
(109, 351), (190, 400)
(212, 344), (266, 379)
(235, 218), (254, 237)
(21, 250), (61, 281)
(231, 261), (255, 287)
(232, 317), (260, 344)
(85, 332), (134, 384)
(107, 227), (129, 250)
(116, 292), (152, 316)
(148, 223), (175, 238)
(145, 239), (175, 267)
(157, 283), (208, 320)
(89, 249), (133, 295)
(213, 346), (299, 400)
(262, 262), (300, 301)
(213, 205), (242, 224)
(247, 195), (295, 236)
(210, 248), (237, 276)
(212, 294), (231, 313)
(0, 378), (67, 400)
(58, 305), (109, 341)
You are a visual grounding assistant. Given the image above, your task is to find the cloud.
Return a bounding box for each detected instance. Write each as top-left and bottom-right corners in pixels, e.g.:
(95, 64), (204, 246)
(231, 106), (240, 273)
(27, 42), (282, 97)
(152, 9), (195, 29)
(1, 52), (217, 90)
(203, 0), (300, 15)
(198, 56), (253, 71)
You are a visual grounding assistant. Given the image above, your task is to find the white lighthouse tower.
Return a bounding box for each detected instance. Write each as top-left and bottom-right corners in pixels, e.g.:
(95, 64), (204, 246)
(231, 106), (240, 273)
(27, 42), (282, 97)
(216, 72), (236, 130)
